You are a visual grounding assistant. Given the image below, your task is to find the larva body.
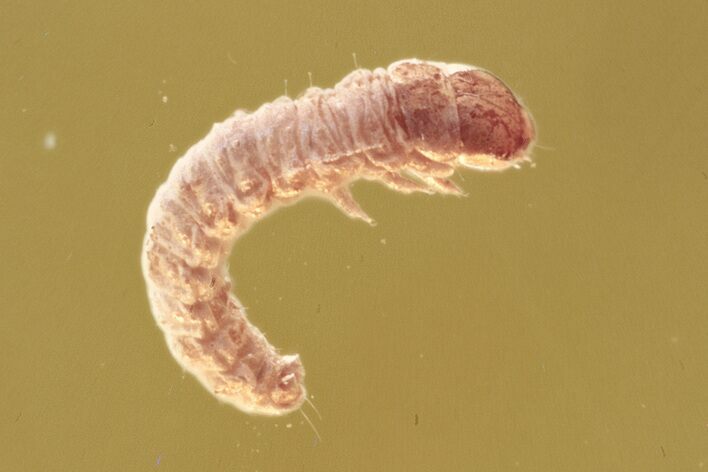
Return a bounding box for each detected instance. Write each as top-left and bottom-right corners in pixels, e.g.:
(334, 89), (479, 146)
(142, 59), (534, 416)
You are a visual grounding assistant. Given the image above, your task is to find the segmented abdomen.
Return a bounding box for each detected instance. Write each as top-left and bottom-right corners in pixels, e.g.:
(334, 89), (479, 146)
(142, 67), (412, 415)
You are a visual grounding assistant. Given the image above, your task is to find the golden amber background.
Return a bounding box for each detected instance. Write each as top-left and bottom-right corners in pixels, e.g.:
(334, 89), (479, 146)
(1, 1), (706, 470)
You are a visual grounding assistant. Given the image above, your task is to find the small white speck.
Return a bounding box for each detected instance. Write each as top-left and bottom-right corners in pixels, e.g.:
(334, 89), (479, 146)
(641, 403), (647, 409)
(43, 132), (57, 150)
(380, 238), (387, 245)
(285, 423), (292, 429)
(161, 95), (169, 103)
(21, 108), (27, 113)
(168, 143), (177, 153)
(419, 353), (424, 359)
(345, 265), (351, 270)
(162, 79), (167, 84)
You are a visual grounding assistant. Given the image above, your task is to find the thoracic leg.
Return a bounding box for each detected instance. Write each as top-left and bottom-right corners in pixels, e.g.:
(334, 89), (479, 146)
(327, 187), (375, 225)
(407, 150), (455, 178)
(405, 151), (465, 196)
(412, 173), (466, 196)
(378, 170), (465, 197)
(378, 172), (435, 195)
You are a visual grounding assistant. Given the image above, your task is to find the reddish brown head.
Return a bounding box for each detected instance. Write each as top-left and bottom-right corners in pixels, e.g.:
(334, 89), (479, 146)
(388, 59), (534, 170)
(449, 67), (534, 160)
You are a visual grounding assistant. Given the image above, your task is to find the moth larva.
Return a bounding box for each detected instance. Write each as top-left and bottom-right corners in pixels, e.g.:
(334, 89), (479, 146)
(142, 59), (535, 416)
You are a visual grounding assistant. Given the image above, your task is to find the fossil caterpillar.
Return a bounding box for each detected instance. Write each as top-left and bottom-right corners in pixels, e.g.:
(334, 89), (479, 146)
(142, 59), (535, 416)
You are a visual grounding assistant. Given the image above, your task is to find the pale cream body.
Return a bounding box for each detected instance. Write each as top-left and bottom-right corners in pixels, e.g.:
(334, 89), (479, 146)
(142, 59), (534, 415)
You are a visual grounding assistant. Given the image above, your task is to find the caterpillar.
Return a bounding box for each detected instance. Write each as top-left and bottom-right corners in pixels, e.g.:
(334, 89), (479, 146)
(142, 59), (535, 416)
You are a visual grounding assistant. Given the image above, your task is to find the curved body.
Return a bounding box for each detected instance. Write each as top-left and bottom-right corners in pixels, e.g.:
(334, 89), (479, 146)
(142, 59), (535, 415)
